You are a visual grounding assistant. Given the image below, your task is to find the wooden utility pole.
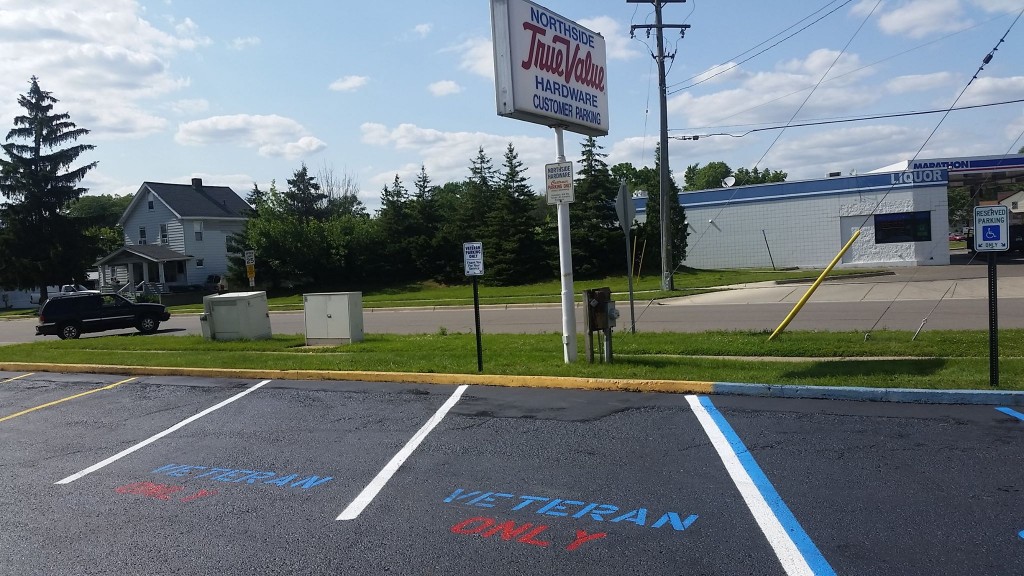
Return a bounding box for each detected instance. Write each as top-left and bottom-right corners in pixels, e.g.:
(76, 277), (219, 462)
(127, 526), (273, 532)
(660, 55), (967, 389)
(629, 1), (688, 291)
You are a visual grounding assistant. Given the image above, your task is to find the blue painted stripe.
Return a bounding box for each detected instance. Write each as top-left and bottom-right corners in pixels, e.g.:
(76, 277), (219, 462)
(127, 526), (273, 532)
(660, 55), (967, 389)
(698, 396), (836, 576)
(995, 406), (1024, 421)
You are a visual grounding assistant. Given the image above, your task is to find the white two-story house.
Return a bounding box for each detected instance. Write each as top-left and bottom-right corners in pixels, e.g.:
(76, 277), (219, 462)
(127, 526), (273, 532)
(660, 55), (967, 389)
(95, 178), (250, 290)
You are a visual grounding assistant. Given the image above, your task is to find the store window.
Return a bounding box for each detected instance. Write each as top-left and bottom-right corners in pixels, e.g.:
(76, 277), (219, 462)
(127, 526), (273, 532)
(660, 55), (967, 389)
(874, 211), (931, 243)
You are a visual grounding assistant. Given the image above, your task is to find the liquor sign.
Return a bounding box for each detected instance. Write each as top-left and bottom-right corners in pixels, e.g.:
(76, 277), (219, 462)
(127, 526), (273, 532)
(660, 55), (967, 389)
(490, 0), (609, 136)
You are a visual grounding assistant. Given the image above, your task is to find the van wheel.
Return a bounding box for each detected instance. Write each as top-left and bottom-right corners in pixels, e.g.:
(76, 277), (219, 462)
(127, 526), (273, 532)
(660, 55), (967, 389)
(137, 315), (160, 334)
(58, 323), (81, 340)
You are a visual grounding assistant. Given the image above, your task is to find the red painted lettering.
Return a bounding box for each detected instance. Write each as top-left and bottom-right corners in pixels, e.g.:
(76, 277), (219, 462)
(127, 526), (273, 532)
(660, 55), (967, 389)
(517, 525), (551, 547)
(179, 489), (218, 503)
(481, 520), (534, 541)
(114, 481), (183, 501)
(450, 516), (494, 535)
(565, 529), (606, 551)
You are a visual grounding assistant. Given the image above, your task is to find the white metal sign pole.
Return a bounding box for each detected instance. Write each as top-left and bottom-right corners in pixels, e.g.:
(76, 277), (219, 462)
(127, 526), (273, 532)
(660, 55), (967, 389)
(554, 126), (577, 363)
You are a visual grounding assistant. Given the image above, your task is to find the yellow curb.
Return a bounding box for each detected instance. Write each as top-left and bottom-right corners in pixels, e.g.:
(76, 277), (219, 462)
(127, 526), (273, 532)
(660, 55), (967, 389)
(0, 362), (715, 395)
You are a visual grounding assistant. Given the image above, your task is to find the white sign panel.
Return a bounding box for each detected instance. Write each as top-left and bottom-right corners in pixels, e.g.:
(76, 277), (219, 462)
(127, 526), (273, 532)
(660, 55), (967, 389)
(490, 0), (609, 136)
(545, 161), (574, 204)
(244, 250), (256, 265)
(974, 205), (1009, 252)
(463, 242), (484, 276)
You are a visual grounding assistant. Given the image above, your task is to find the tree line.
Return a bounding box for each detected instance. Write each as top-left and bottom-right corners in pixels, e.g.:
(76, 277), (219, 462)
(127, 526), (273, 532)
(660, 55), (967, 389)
(0, 76), (790, 299)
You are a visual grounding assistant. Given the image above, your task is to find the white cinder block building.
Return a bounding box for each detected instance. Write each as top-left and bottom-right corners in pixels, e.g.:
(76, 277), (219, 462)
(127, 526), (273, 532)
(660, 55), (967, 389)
(636, 154), (1024, 269)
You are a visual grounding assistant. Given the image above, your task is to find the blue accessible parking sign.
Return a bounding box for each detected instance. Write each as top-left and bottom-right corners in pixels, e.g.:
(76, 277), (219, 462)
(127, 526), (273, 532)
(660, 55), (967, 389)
(974, 206), (1009, 252)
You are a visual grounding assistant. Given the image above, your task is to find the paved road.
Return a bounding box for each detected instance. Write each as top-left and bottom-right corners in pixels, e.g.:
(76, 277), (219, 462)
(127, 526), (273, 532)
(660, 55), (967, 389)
(5, 256), (1024, 343)
(2, 371), (1021, 575)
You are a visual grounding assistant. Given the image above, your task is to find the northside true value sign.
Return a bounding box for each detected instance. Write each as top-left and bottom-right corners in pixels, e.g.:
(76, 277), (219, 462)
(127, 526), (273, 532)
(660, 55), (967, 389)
(490, 0), (609, 137)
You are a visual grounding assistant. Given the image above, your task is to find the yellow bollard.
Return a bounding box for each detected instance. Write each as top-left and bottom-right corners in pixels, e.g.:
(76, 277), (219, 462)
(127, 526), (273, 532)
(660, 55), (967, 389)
(768, 229), (861, 340)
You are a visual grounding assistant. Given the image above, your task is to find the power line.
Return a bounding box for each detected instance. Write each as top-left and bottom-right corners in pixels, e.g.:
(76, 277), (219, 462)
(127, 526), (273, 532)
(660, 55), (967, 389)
(667, 0), (852, 94)
(671, 98), (1024, 140)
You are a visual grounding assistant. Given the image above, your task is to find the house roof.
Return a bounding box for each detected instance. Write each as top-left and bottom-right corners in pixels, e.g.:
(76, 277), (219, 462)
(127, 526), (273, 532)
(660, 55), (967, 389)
(95, 244), (191, 266)
(118, 179), (250, 225)
(144, 181), (250, 218)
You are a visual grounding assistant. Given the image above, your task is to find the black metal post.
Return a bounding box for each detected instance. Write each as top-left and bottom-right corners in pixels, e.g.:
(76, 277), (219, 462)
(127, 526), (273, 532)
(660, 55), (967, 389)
(988, 251), (998, 387)
(473, 276), (483, 372)
(762, 229), (777, 271)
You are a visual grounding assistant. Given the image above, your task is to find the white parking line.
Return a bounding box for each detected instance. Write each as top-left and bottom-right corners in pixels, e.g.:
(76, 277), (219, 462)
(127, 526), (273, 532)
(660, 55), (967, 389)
(55, 379), (272, 485)
(337, 384), (468, 521)
(686, 395), (835, 576)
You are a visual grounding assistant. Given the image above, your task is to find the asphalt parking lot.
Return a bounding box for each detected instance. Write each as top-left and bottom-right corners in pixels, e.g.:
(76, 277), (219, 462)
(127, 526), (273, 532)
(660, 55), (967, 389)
(2, 371), (1021, 575)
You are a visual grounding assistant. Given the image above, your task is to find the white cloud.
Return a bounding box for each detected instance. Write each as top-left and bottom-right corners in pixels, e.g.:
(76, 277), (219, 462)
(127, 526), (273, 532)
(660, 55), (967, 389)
(886, 72), (955, 94)
(669, 50), (878, 128)
(358, 122), (549, 192)
(229, 36), (260, 50)
(169, 98), (209, 115)
(689, 62), (747, 86)
(876, 0), (972, 38)
(0, 0), (209, 138)
(578, 16), (642, 61)
(175, 114), (327, 160)
(328, 75), (369, 92)
(413, 23), (432, 38)
(958, 75), (1024, 106)
(428, 80), (462, 96)
(450, 37), (494, 79)
(850, 0), (885, 17)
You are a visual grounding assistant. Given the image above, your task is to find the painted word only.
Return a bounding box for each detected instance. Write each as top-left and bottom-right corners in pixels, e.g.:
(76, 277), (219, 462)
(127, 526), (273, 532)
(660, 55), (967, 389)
(451, 515), (606, 552)
(152, 464), (333, 490)
(444, 488), (697, 531)
(116, 481), (217, 503)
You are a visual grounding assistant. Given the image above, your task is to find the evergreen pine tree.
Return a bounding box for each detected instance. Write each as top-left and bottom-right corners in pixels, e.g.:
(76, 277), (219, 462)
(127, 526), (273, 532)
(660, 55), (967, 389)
(0, 76), (97, 300)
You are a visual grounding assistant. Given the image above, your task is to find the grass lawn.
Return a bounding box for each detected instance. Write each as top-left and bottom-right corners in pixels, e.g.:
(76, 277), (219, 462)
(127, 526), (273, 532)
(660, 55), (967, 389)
(168, 266), (882, 313)
(2, 329), (1020, 391)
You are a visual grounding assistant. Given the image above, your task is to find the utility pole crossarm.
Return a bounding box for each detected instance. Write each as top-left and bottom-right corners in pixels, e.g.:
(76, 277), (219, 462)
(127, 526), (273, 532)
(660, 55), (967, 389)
(627, 0), (688, 291)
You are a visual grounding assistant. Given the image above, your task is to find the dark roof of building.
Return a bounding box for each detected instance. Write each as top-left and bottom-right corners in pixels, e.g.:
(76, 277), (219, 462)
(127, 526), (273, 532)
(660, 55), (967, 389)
(95, 244), (190, 266)
(143, 181), (250, 218)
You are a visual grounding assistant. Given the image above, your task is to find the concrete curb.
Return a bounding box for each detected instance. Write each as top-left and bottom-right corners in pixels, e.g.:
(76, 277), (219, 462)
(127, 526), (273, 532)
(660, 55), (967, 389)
(3, 362), (1022, 406)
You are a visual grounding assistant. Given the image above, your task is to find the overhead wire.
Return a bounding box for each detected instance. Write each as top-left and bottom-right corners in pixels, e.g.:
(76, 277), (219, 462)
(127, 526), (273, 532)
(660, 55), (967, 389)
(670, 98), (1024, 139)
(856, 6), (1024, 337)
(667, 0), (853, 94)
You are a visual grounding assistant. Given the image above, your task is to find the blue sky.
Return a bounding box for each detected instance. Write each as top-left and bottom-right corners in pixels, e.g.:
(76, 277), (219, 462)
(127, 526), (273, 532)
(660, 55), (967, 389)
(2, 0), (1023, 211)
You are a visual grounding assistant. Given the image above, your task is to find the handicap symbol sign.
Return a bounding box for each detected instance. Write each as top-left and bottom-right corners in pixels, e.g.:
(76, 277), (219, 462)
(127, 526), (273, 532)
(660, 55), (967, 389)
(983, 225), (1001, 241)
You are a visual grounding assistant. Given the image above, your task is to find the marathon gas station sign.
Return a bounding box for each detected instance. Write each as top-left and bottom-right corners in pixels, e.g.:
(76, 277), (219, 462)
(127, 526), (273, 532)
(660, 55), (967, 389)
(490, 0), (609, 136)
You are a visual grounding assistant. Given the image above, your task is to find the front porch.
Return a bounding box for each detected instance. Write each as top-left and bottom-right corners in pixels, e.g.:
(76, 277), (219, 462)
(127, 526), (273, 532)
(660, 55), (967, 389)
(94, 245), (198, 299)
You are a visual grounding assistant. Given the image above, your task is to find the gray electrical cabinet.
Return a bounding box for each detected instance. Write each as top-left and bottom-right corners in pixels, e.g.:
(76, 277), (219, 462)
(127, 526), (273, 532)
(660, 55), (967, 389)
(303, 292), (363, 345)
(200, 291), (272, 341)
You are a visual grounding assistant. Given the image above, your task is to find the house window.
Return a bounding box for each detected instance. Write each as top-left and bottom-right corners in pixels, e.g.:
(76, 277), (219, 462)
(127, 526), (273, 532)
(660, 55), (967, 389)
(160, 224), (168, 245)
(138, 226), (147, 245)
(874, 211), (932, 243)
(1013, 201), (1019, 210)
(196, 258), (204, 268)
(194, 221), (204, 241)
(147, 199), (154, 210)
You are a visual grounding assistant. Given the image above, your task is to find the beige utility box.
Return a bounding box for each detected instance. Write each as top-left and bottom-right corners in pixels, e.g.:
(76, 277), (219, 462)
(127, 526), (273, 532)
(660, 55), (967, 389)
(200, 291), (272, 341)
(303, 292), (363, 345)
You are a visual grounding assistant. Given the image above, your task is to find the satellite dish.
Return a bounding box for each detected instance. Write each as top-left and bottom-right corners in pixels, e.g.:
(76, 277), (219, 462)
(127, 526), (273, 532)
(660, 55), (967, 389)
(721, 176), (736, 187)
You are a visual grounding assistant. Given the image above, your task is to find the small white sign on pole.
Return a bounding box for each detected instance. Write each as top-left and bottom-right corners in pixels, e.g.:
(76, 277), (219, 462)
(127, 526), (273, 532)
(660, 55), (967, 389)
(974, 205), (1009, 252)
(545, 161), (574, 204)
(463, 242), (484, 276)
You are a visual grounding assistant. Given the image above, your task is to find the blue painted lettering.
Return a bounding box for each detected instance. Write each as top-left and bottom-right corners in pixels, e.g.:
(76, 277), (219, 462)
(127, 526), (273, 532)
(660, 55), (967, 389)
(265, 473), (298, 487)
(611, 508), (647, 526)
(444, 489), (480, 503)
(513, 495), (549, 511)
(538, 499), (584, 517)
(472, 493), (513, 508)
(290, 475), (333, 490)
(235, 471), (277, 484)
(583, 503), (618, 521)
(214, 470), (253, 482)
(651, 512), (699, 531)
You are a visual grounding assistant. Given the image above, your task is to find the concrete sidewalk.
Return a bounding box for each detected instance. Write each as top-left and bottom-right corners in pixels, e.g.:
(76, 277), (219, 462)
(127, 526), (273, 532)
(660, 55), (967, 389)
(663, 275), (1024, 305)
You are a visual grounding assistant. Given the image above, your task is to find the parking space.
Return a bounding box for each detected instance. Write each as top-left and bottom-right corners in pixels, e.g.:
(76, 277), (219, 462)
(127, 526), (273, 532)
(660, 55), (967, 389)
(1, 373), (1020, 575)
